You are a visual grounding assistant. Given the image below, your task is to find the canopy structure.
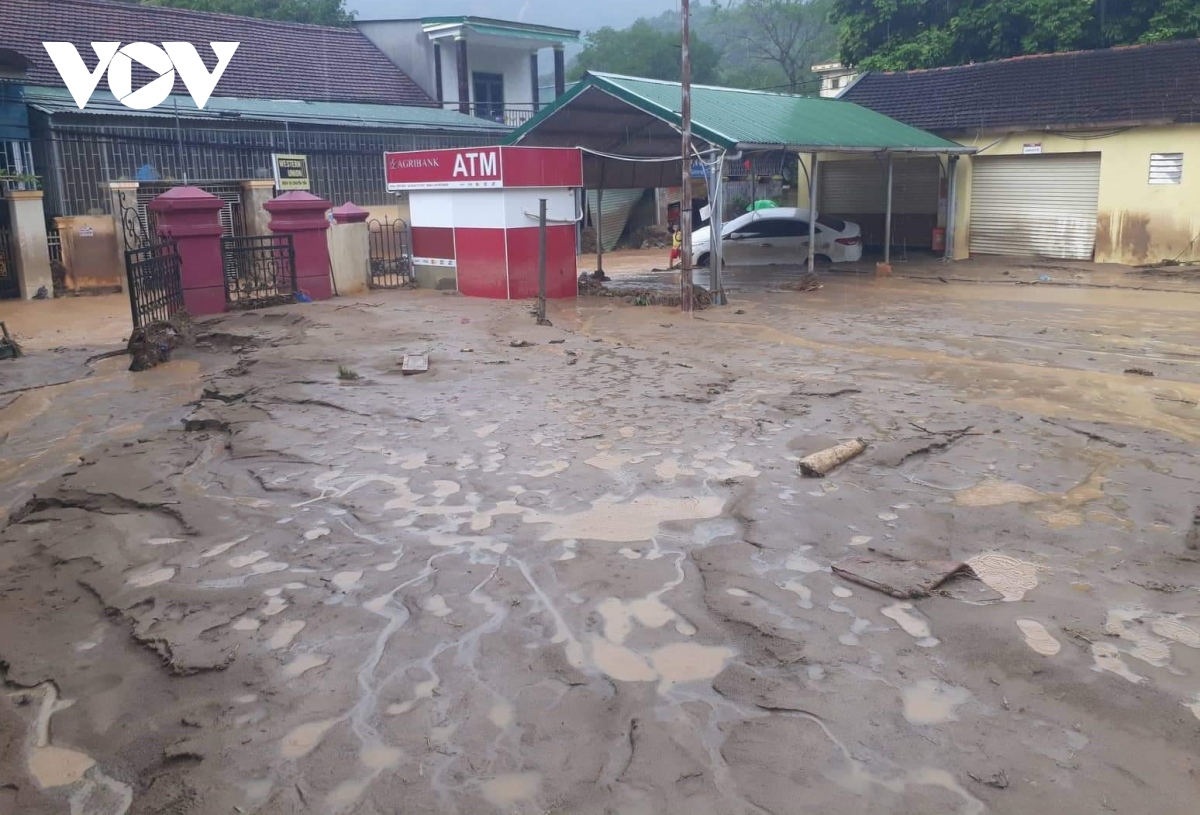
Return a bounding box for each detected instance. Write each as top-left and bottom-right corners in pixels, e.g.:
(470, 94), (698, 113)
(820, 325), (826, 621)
(507, 72), (975, 287)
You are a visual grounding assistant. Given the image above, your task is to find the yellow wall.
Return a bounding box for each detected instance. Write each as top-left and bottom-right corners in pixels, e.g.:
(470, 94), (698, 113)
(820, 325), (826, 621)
(950, 124), (1200, 264)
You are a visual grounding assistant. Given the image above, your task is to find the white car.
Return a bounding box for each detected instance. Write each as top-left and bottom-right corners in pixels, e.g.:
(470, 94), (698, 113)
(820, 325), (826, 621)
(691, 208), (863, 267)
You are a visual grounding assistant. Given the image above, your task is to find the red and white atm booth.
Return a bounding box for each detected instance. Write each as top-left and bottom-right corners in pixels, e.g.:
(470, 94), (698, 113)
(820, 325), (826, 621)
(384, 146), (583, 299)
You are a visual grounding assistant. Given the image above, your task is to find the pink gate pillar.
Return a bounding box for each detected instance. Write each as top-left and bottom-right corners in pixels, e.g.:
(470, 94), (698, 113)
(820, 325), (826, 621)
(147, 187), (226, 316)
(264, 191), (334, 300)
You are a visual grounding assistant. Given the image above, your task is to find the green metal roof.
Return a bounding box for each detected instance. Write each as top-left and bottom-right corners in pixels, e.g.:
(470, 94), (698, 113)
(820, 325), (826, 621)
(420, 16), (581, 43)
(508, 72), (971, 153)
(23, 85), (509, 133)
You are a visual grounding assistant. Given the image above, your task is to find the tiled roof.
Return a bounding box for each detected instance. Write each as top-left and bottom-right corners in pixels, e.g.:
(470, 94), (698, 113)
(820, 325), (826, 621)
(0, 0), (433, 106)
(841, 39), (1200, 132)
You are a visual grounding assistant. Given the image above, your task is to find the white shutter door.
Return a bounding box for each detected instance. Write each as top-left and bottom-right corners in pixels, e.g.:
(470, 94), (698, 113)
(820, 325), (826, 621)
(969, 155), (1101, 260)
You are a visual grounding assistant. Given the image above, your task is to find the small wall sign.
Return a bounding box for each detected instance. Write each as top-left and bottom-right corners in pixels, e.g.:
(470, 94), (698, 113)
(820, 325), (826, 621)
(1022, 143), (1043, 155)
(272, 154), (311, 191)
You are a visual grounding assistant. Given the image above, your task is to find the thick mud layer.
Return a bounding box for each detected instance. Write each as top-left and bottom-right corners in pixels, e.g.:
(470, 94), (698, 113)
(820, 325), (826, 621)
(1, 280), (1199, 814)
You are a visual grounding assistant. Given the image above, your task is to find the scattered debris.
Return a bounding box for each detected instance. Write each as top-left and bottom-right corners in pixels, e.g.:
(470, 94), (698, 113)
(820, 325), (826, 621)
(128, 313), (194, 371)
(798, 438), (867, 477)
(938, 276), (950, 284)
(1187, 507), (1199, 551)
(778, 278), (822, 292)
(510, 340), (536, 348)
(549, 339), (566, 345)
(201, 385), (246, 404)
(794, 387), (861, 398)
(832, 554), (975, 599)
(401, 354), (429, 376)
(0, 321), (24, 360)
(1040, 418), (1126, 448)
(576, 273), (714, 308)
(875, 426), (976, 467)
(337, 365), (361, 381)
(967, 770), (1009, 789)
(182, 410), (230, 433)
(85, 348), (129, 365)
(460, 347), (474, 353)
(1131, 580), (1186, 593)
(1124, 367), (1155, 377)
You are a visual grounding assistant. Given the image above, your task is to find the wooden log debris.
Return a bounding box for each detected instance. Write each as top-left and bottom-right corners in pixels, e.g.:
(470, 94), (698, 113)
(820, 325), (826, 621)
(798, 438), (867, 478)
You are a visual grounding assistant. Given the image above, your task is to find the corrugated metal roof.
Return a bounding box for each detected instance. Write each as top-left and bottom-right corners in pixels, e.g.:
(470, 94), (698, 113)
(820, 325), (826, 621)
(420, 16), (581, 42)
(23, 85), (509, 133)
(510, 72), (971, 153)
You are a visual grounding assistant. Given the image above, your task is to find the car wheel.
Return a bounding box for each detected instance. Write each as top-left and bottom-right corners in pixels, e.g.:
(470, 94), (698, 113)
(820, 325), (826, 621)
(816, 254), (832, 264)
(696, 253), (710, 268)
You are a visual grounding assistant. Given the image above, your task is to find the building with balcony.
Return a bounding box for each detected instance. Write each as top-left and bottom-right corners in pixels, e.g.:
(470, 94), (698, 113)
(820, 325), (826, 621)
(355, 16), (581, 128)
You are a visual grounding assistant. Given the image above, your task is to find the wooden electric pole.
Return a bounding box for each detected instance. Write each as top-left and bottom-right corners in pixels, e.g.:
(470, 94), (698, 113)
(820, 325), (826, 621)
(679, 0), (694, 313)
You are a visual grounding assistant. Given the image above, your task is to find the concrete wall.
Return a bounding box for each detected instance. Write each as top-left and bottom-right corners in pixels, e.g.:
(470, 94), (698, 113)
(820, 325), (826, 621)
(355, 21), (435, 99)
(5, 191), (53, 299)
(949, 124), (1200, 264)
(329, 221), (370, 297)
(56, 215), (122, 291)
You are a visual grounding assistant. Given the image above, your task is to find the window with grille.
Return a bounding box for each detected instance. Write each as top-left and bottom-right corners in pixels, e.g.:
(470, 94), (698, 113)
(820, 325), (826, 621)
(1148, 153), (1183, 185)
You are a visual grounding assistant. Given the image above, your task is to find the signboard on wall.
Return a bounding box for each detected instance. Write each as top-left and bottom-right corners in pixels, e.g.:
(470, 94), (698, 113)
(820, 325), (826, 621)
(272, 154), (311, 191)
(385, 146), (583, 191)
(1022, 143), (1043, 155)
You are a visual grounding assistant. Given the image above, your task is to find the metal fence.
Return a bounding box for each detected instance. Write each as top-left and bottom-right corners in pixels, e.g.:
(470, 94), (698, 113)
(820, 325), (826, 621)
(221, 234), (296, 310)
(124, 241), (185, 327)
(138, 182), (246, 240)
(367, 217), (412, 289)
(450, 103), (540, 128)
(46, 228), (62, 265)
(31, 115), (503, 218)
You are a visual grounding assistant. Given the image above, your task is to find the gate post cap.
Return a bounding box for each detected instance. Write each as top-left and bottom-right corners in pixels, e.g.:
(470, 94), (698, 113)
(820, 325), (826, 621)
(146, 186), (223, 214)
(332, 202), (370, 224)
(264, 191), (332, 214)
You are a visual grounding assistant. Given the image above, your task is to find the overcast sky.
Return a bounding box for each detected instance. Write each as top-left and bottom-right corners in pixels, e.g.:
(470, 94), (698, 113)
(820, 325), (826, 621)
(347, 0), (680, 33)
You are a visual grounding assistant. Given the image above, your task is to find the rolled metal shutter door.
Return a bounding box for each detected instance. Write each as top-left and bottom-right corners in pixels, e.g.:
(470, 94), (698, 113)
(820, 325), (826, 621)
(969, 154), (1101, 260)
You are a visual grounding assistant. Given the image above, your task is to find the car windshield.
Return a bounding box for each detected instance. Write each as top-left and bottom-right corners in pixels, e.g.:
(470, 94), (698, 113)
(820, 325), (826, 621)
(817, 215), (847, 231)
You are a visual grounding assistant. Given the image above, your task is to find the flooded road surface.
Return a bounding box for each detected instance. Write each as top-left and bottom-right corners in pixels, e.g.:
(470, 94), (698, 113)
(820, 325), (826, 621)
(1, 278), (1198, 815)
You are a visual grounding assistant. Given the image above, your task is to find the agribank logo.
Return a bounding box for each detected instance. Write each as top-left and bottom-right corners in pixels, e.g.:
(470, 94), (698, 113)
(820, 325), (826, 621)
(42, 42), (239, 110)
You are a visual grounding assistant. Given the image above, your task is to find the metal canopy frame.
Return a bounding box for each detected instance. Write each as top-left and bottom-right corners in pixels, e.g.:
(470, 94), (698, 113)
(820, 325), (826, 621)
(508, 75), (976, 295)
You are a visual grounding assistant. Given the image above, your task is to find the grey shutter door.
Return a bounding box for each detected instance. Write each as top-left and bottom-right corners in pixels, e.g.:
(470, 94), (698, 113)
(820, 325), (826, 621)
(969, 154), (1101, 260)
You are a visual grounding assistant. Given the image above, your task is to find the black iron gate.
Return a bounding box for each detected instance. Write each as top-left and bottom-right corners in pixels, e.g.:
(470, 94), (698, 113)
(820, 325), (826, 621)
(125, 241), (185, 328)
(368, 217), (412, 288)
(221, 234), (296, 309)
(0, 206), (18, 299)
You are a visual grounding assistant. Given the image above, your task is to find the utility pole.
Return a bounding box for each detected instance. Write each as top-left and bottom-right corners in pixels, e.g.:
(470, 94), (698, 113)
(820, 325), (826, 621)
(679, 0), (694, 313)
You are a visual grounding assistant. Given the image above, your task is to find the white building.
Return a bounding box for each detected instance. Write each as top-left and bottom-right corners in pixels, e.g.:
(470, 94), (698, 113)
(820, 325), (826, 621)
(811, 61), (861, 98)
(355, 16), (581, 128)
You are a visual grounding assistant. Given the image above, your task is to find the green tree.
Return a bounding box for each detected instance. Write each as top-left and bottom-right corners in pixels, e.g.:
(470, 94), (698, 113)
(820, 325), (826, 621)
(571, 20), (722, 84)
(723, 0), (836, 93)
(138, 0), (355, 26)
(831, 0), (1200, 70)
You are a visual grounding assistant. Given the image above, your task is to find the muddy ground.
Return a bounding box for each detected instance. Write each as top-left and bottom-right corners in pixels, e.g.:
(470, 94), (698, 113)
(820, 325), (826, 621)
(1, 267), (1199, 815)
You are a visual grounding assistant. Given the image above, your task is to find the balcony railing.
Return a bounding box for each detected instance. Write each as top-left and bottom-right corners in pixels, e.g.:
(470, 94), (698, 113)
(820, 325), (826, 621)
(444, 103), (543, 128)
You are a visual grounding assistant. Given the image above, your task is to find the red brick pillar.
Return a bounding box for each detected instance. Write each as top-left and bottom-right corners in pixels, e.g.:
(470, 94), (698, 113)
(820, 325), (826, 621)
(147, 186), (225, 316)
(263, 191), (334, 300)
